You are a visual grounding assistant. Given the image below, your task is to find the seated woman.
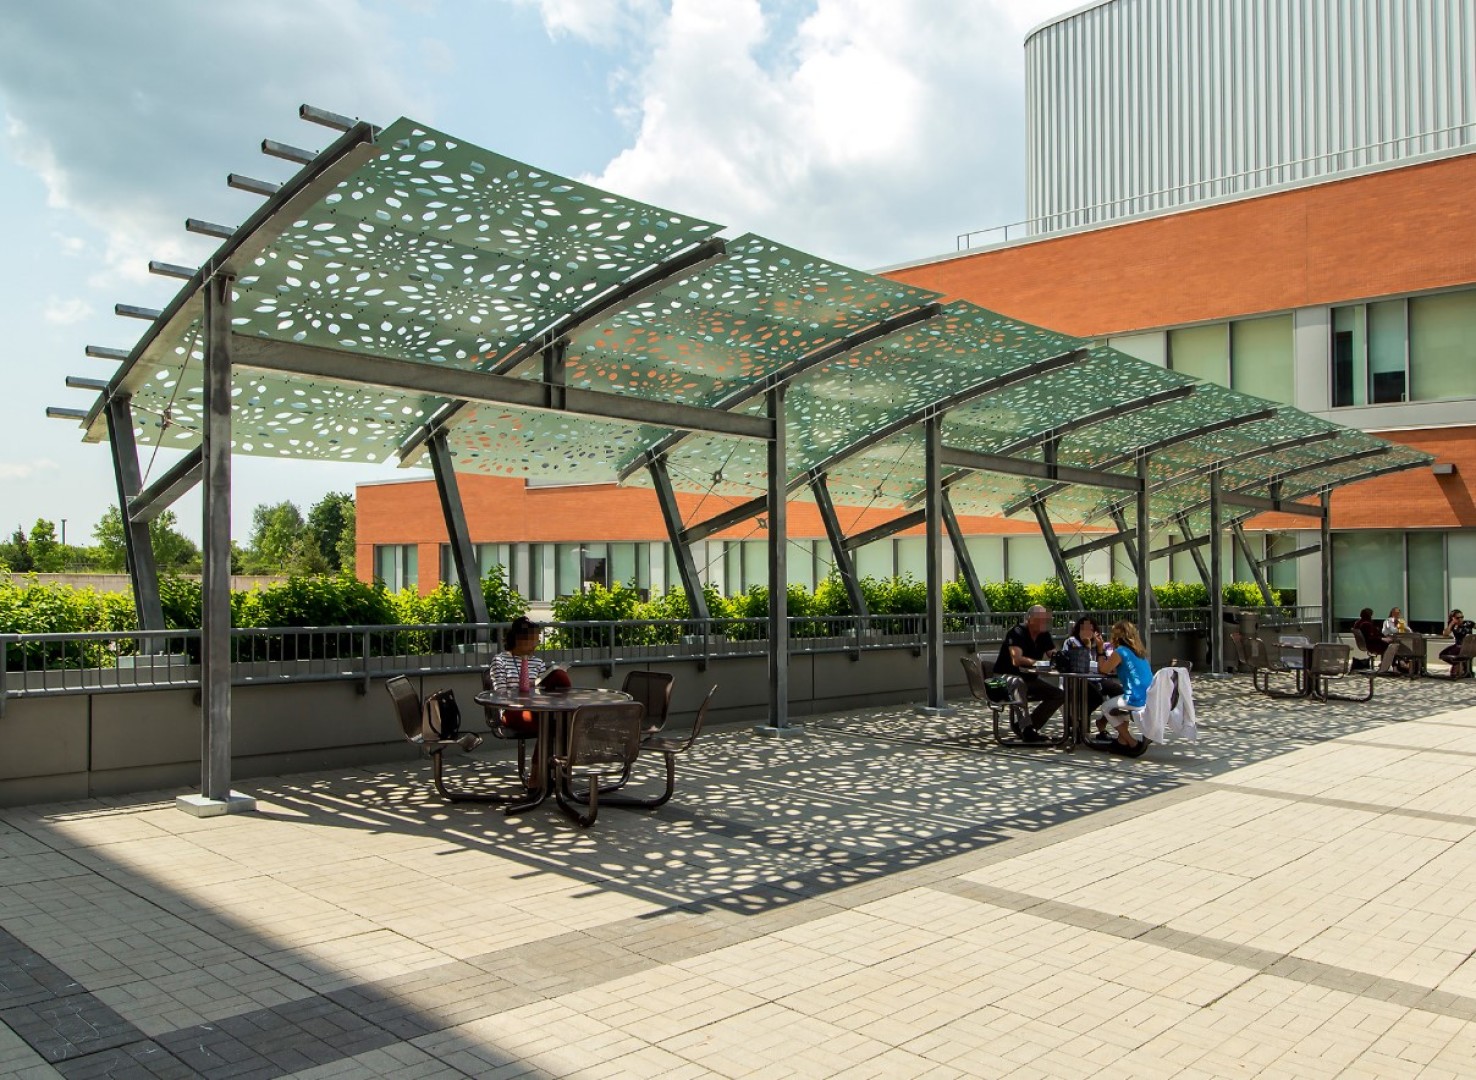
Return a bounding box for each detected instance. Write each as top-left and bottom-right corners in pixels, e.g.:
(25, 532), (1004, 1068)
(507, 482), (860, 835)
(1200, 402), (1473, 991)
(1352, 607), (1398, 674)
(1062, 616), (1123, 736)
(1439, 609), (1473, 670)
(1382, 606), (1410, 637)
(488, 616), (551, 733)
(1092, 620), (1152, 757)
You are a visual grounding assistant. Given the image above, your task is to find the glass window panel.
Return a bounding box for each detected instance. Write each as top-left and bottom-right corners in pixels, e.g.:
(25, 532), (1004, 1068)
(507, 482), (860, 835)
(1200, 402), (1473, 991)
(1168, 323), (1229, 385)
(720, 541), (739, 595)
(634, 543), (651, 593)
(1332, 531), (1403, 622)
(1407, 532), (1446, 627)
(895, 537), (926, 580)
(438, 544), (452, 585)
(555, 543), (581, 596)
(1233, 534), (1260, 585)
(402, 545), (418, 592)
(813, 539), (835, 584)
(1450, 531), (1476, 612)
(1410, 290), (1476, 403)
(582, 542), (608, 590)
(374, 545), (395, 589)
(1230, 314), (1293, 402)
(785, 540), (814, 591)
(1368, 300), (1407, 404)
(964, 537), (1004, 582)
(855, 541), (894, 580)
(610, 542), (637, 588)
(1007, 537), (1055, 585)
(1331, 305), (1366, 407)
(1266, 533), (1299, 591)
(743, 540), (769, 591)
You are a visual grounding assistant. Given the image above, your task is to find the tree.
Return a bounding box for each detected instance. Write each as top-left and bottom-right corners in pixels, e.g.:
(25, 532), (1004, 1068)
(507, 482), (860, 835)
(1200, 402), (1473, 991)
(0, 528), (33, 573)
(305, 493), (355, 573)
(92, 507), (201, 573)
(29, 519), (62, 573)
(247, 502), (306, 572)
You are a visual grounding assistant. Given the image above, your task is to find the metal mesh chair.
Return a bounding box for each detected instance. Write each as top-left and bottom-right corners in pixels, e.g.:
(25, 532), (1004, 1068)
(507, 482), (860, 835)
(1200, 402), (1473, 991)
(1307, 642), (1375, 702)
(1444, 635), (1476, 679)
(603, 684), (718, 812)
(621, 670), (675, 735)
(385, 675), (521, 804)
(960, 654), (1036, 747)
(553, 701), (645, 827)
(1245, 636), (1301, 697)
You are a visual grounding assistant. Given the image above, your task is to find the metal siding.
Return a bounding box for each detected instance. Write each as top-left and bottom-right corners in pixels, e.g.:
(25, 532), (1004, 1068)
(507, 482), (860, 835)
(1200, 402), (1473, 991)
(1025, 0), (1476, 233)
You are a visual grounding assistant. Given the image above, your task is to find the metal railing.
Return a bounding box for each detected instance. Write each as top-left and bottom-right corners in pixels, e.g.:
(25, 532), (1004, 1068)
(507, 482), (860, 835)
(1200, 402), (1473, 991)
(0, 607), (1321, 713)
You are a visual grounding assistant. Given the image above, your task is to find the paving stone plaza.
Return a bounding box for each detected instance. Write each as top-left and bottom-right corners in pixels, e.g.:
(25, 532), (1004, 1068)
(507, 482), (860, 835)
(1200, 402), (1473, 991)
(3, 678), (1476, 1078)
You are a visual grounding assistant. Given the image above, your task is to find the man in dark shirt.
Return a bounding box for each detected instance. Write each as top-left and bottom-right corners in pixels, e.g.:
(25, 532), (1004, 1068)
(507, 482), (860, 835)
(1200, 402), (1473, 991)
(1351, 607), (1397, 673)
(995, 605), (1065, 742)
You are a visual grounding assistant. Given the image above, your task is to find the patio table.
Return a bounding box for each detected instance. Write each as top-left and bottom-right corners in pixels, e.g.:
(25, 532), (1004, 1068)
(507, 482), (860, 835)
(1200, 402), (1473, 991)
(1390, 633), (1427, 676)
(1027, 664), (1098, 751)
(474, 687), (632, 815)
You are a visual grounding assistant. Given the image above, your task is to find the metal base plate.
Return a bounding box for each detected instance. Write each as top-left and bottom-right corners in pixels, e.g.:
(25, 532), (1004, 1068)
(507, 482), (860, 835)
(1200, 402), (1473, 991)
(915, 705), (957, 716)
(175, 792), (258, 817)
(754, 723), (805, 738)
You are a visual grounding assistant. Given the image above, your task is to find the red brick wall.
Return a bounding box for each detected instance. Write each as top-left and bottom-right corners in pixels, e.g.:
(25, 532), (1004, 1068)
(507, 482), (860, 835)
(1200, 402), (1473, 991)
(888, 153), (1476, 336)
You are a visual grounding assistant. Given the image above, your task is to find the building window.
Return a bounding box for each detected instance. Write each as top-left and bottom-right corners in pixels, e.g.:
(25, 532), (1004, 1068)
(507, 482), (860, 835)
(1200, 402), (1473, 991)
(1333, 289), (1476, 408)
(1409, 290), (1476, 403)
(373, 544), (418, 592)
(1168, 323), (1229, 385)
(438, 543), (510, 587)
(1229, 314), (1293, 402)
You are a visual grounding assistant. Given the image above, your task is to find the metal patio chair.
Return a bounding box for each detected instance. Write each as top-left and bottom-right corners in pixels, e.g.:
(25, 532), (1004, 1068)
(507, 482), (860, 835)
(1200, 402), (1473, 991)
(622, 669), (675, 736)
(1245, 636), (1302, 698)
(602, 683), (719, 813)
(552, 701), (646, 828)
(1307, 642), (1375, 703)
(1445, 635), (1476, 679)
(385, 675), (522, 804)
(960, 654), (1037, 748)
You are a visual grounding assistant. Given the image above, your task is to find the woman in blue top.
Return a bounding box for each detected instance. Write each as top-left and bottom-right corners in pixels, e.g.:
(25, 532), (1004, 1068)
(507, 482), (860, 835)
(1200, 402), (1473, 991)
(1094, 619), (1153, 757)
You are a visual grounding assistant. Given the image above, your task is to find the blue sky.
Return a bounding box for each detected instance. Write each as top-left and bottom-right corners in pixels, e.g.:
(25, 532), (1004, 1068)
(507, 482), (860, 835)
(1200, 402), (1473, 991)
(0, 0), (1075, 543)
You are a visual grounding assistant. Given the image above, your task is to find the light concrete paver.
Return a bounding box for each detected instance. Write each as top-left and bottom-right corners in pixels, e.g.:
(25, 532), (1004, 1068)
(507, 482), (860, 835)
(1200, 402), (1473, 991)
(1, 678), (1475, 1077)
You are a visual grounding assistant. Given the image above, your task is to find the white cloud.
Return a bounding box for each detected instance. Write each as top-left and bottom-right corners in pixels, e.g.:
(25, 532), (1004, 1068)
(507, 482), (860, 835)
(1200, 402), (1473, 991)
(520, 0), (663, 42)
(567, 0), (1033, 268)
(0, 0), (429, 290)
(0, 460), (58, 481)
(42, 297), (91, 325)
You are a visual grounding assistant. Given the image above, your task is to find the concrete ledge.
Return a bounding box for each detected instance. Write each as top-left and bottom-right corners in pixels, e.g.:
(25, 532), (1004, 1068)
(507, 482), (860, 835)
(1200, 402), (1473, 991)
(175, 791), (257, 817)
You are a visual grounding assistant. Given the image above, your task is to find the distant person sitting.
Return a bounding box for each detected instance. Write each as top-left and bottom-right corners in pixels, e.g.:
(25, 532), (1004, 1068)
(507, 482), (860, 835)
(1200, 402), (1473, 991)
(1093, 620), (1153, 757)
(995, 605), (1064, 744)
(1063, 616), (1122, 736)
(1382, 606), (1410, 637)
(1352, 608), (1398, 674)
(1439, 609), (1474, 669)
(489, 616), (551, 732)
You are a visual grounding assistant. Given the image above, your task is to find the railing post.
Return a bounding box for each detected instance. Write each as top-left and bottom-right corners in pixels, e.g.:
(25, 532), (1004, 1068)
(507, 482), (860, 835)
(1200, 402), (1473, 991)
(0, 639), (7, 720)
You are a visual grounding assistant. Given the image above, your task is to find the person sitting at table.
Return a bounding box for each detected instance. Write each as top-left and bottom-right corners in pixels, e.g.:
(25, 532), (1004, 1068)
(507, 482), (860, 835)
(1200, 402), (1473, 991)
(1353, 607), (1399, 674)
(1439, 609), (1474, 668)
(1063, 616), (1123, 737)
(1093, 620), (1153, 757)
(1383, 606), (1410, 637)
(489, 616), (551, 733)
(995, 605), (1064, 744)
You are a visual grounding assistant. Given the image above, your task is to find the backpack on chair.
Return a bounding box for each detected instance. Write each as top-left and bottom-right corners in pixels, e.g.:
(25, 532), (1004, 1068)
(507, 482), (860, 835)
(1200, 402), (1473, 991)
(425, 689), (462, 741)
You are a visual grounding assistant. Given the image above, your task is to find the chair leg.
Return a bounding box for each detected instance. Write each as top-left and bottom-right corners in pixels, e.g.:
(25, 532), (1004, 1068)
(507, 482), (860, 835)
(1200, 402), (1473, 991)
(554, 767), (600, 827)
(430, 749), (523, 805)
(603, 753), (676, 810)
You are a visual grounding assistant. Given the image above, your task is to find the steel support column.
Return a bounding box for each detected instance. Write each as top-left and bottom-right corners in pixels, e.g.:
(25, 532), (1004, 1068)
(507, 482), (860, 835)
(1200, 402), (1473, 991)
(1109, 507), (1160, 611)
(178, 274), (254, 815)
(810, 474), (868, 618)
(1170, 513), (1213, 587)
(648, 457), (709, 624)
(1031, 500), (1083, 613)
(1209, 470), (1226, 674)
(924, 415), (946, 709)
(429, 432), (491, 628)
(1233, 524), (1276, 605)
(1135, 455), (1152, 640)
(1320, 489), (1334, 642)
(764, 386), (790, 730)
(942, 493), (988, 614)
(103, 396), (165, 633)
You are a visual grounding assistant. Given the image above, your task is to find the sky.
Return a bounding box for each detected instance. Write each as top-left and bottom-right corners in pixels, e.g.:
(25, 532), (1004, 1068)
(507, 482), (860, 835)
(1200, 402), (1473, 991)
(0, 0), (1081, 544)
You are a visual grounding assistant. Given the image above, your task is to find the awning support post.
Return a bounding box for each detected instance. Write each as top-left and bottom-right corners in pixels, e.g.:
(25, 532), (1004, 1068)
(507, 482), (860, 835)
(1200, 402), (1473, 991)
(1136, 454), (1153, 639)
(178, 274), (254, 817)
(429, 431), (491, 631)
(1233, 524), (1276, 605)
(810, 473), (868, 619)
(762, 385), (792, 732)
(1209, 469), (1226, 673)
(1320, 489), (1334, 642)
(1032, 498), (1083, 613)
(924, 414), (946, 709)
(942, 492), (989, 614)
(648, 457), (709, 624)
(103, 395), (166, 636)
(1110, 506), (1159, 611)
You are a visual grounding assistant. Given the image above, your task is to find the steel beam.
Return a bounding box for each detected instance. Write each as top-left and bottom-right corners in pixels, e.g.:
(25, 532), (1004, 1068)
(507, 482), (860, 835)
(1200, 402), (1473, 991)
(942, 492), (988, 613)
(924, 415), (946, 708)
(1232, 524), (1276, 605)
(299, 103), (355, 131)
(844, 508), (927, 552)
(231, 334), (774, 442)
(185, 218), (234, 239)
(47, 407), (90, 421)
(429, 432), (491, 627)
(149, 260), (196, 280)
(1259, 543), (1322, 567)
(128, 445), (203, 524)
(261, 139), (316, 165)
(1032, 499), (1083, 612)
(65, 376), (109, 392)
(1320, 490), (1334, 642)
(1170, 514), (1212, 584)
(227, 173), (282, 197)
(200, 274), (235, 805)
(765, 386), (790, 730)
(1060, 528), (1131, 561)
(116, 304), (162, 321)
(992, 385), (1197, 458)
(1149, 533), (1212, 560)
(1209, 470), (1225, 673)
(86, 346), (130, 362)
(683, 494), (769, 545)
(810, 474), (868, 618)
(648, 457), (708, 623)
(1135, 455), (1152, 636)
(938, 446), (1143, 493)
(621, 302), (944, 483)
(104, 396), (165, 633)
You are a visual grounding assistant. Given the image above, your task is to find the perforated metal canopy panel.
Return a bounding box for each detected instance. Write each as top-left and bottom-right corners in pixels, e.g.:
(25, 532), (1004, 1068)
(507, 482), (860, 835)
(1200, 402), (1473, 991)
(76, 115), (1431, 527)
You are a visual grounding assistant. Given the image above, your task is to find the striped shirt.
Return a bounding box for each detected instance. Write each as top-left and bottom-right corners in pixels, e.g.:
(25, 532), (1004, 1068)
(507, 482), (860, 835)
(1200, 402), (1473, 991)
(488, 651), (551, 696)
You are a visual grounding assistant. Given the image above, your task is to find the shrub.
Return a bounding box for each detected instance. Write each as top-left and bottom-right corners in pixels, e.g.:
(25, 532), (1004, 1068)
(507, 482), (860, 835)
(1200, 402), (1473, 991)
(982, 579), (1031, 614)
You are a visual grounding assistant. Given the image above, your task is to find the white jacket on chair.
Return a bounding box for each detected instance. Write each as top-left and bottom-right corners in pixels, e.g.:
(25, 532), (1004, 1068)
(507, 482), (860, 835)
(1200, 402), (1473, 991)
(1140, 667), (1197, 743)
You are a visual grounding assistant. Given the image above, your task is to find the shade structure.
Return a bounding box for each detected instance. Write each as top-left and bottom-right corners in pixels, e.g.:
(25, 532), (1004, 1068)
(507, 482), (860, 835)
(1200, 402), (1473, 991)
(73, 114), (1428, 530)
